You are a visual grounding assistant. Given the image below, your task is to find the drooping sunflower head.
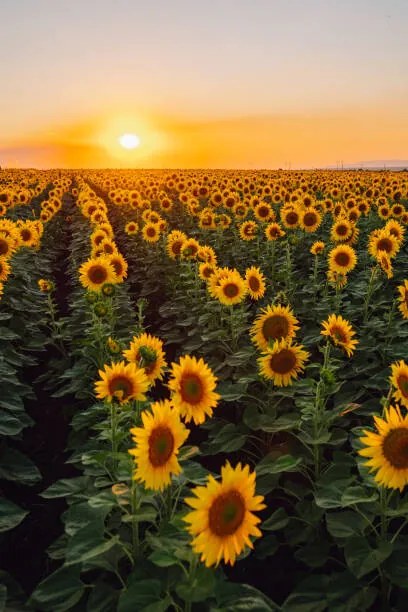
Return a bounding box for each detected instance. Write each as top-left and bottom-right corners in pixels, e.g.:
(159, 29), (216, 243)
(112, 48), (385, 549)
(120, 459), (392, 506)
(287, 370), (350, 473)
(0, 257), (11, 283)
(168, 355), (220, 425)
(321, 313), (358, 357)
(310, 241), (325, 255)
(181, 238), (200, 260)
(390, 360), (408, 409)
(129, 399), (189, 491)
(123, 333), (167, 384)
(198, 262), (217, 281)
(397, 280), (408, 319)
(184, 461), (265, 567)
(94, 361), (149, 404)
(245, 266), (266, 301)
(358, 405), (408, 491)
(258, 339), (309, 387)
(251, 304), (299, 351)
(79, 256), (116, 292)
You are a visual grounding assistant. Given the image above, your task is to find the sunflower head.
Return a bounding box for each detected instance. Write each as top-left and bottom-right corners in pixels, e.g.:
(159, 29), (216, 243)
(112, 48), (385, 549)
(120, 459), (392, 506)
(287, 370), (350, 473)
(358, 405), (408, 491)
(258, 339), (309, 387)
(251, 304), (299, 351)
(184, 462), (265, 567)
(95, 361), (149, 404)
(321, 314), (358, 357)
(390, 360), (408, 408)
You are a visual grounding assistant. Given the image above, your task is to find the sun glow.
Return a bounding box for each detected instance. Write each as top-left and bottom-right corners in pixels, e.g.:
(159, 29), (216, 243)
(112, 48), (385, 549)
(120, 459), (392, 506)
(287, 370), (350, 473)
(119, 133), (140, 149)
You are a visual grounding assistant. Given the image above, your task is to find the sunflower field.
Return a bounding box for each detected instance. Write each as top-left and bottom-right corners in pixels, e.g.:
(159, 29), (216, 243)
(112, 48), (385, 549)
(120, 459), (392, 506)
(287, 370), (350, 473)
(1, 167), (408, 611)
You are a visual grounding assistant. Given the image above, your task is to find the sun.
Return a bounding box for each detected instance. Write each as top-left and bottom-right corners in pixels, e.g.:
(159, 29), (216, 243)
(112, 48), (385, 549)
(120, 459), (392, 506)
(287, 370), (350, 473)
(119, 133), (140, 149)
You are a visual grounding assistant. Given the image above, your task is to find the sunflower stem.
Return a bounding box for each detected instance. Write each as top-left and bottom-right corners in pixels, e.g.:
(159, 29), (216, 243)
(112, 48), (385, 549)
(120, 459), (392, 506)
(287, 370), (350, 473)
(131, 479), (140, 559)
(363, 266), (378, 323)
(110, 401), (118, 473)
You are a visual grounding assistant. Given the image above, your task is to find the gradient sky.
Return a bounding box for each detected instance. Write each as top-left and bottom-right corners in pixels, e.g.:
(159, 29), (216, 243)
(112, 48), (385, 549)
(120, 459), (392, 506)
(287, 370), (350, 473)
(1, 0), (408, 168)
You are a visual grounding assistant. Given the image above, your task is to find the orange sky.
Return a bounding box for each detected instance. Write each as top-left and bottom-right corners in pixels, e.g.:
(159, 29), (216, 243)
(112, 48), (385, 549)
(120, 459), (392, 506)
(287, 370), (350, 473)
(1, 0), (408, 168)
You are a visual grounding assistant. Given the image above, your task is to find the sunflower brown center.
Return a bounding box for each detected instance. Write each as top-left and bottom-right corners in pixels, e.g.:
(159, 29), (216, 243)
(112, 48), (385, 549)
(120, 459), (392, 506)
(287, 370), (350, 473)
(258, 206), (269, 218)
(270, 349), (297, 374)
(108, 375), (133, 400)
(304, 212), (317, 226)
(111, 260), (123, 276)
(262, 315), (289, 341)
(223, 283), (240, 298)
(286, 212), (298, 225)
(248, 276), (260, 292)
(383, 428), (408, 469)
(88, 264), (108, 285)
(180, 373), (204, 405)
(208, 490), (246, 536)
(397, 375), (408, 398)
(148, 426), (175, 467)
(21, 229), (32, 242)
(147, 227), (156, 237)
(330, 326), (347, 343)
(336, 224), (348, 236)
(334, 252), (351, 267)
(0, 240), (10, 256)
(377, 238), (393, 253)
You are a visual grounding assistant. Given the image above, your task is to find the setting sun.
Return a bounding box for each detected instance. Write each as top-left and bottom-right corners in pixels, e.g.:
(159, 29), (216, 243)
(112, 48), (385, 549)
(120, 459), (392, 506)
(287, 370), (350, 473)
(119, 133), (140, 149)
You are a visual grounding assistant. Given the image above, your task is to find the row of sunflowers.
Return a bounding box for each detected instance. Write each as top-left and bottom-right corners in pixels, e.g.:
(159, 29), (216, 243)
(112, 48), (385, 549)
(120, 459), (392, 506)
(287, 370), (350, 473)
(1, 168), (408, 611)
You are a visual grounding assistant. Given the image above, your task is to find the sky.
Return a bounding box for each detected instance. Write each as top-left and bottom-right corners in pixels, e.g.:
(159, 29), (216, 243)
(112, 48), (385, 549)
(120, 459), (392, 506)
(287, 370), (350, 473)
(1, 0), (408, 169)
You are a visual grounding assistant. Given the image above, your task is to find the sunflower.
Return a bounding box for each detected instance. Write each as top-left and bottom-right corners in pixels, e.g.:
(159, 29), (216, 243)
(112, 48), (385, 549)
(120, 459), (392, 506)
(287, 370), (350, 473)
(239, 221), (258, 241)
(300, 207), (322, 233)
(168, 355), (220, 425)
(321, 314), (358, 357)
(328, 244), (357, 275)
(390, 361), (408, 408)
(369, 229), (400, 260)
(37, 278), (54, 292)
(95, 361), (149, 404)
(99, 238), (118, 256)
(385, 219), (405, 243)
(0, 258), (11, 282)
(251, 304), (299, 351)
(397, 280), (408, 319)
(254, 202), (274, 223)
(180, 237), (200, 260)
(0, 234), (16, 258)
(310, 241), (325, 255)
(142, 222), (161, 243)
(378, 253), (393, 279)
(123, 333), (167, 384)
(258, 339), (309, 386)
(330, 218), (353, 242)
(108, 253), (128, 282)
(166, 232), (187, 259)
(245, 266), (266, 300)
(197, 245), (217, 265)
(129, 400), (189, 491)
(215, 269), (247, 306)
(358, 405), (408, 491)
(281, 206), (300, 229)
(125, 221), (139, 235)
(79, 256), (116, 292)
(198, 262), (217, 281)
(378, 204), (391, 220)
(184, 461), (265, 567)
(265, 222), (285, 241)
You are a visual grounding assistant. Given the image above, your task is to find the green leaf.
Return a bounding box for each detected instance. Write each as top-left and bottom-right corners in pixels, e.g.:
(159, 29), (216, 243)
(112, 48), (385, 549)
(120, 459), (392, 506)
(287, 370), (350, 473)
(215, 582), (278, 611)
(118, 579), (162, 612)
(256, 454), (302, 476)
(176, 564), (216, 603)
(41, 476), (89, 498)
(65, 523), (119, 566)
(0, 498), (28, 532)
(148, 550), (179, 567)
(262, 507), (289, 531)
(341, 485), (378, 506)
(29, 565), (85, 611)
(326, 510), (368, 538)
(344, 537), (393, 578)
(0, 447), (41, 485)
(0, 411), (24, 436)
(0, 584), (6, 612)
